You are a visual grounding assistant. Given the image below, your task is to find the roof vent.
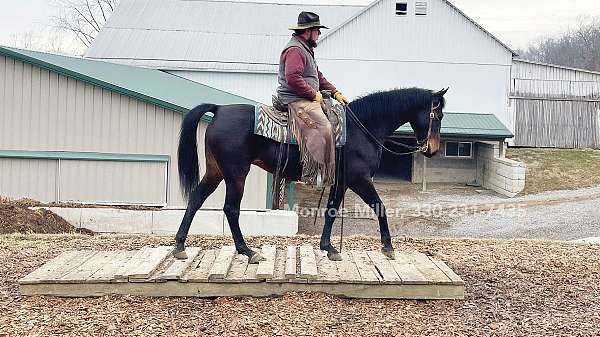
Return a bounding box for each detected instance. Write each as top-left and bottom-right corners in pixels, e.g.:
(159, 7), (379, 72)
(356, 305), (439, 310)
(415, 1), (428, 15)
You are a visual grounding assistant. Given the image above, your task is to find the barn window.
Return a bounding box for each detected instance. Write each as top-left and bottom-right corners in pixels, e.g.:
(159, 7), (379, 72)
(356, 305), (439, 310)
(415, 1), (428, 15)
(395, 2), (408, 16)
(445, 142), (472, 158)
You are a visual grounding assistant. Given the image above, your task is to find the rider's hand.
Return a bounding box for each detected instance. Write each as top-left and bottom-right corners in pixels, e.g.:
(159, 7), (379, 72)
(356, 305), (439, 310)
(313, 91), (324, 104)
(334, 91), (349, 105)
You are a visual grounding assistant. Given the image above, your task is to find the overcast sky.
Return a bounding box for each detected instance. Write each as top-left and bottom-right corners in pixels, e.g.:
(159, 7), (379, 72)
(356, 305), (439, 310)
(1, 0), (600, 53)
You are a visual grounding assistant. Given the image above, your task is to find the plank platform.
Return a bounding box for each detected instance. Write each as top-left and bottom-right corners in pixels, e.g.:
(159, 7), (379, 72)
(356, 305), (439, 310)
(19, 245), (465, 299)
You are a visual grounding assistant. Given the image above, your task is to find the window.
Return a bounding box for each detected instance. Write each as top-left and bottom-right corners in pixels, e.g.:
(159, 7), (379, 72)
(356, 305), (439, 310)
(395, 2), (408, 16)
(415, 1), (428, 15)
(445, 142), (472, 158)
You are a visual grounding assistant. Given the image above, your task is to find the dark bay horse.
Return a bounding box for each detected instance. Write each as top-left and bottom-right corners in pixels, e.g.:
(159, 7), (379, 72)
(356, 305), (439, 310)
(174, 87), (447, 263)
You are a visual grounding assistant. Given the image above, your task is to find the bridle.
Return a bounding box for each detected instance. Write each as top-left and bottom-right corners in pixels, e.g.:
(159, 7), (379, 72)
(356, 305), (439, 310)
(344, 100), (442, 156)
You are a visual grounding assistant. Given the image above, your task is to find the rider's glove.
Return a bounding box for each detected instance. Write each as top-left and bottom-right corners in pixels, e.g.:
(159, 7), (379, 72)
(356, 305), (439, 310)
(334, 91), (349, 105)
(313, 91), (324, 104)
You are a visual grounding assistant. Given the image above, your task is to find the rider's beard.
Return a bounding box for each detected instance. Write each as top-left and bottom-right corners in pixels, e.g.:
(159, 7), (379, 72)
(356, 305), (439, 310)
(308, 38), (318, 48)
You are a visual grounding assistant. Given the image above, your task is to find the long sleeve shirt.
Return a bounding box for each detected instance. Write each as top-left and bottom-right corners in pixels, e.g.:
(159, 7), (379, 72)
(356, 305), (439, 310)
(282, 46), (337, 100)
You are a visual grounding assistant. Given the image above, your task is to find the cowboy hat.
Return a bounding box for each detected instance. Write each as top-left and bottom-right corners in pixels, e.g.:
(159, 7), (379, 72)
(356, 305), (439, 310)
(289, 11), (329, 30)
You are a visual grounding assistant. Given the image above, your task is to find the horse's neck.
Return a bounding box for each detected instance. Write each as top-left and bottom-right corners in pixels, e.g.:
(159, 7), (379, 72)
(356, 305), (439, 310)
(352, 104), (411, 141)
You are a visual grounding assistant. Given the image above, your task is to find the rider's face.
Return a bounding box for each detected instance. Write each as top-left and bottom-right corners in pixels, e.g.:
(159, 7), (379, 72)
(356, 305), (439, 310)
(310, 28), (321, 42)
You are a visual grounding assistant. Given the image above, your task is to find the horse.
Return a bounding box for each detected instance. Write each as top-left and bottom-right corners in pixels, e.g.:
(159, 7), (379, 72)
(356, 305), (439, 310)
(173, 87), (447, 263)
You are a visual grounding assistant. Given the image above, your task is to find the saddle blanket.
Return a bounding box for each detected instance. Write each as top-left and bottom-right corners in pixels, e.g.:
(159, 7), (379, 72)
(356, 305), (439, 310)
(253, 102), (346, 147)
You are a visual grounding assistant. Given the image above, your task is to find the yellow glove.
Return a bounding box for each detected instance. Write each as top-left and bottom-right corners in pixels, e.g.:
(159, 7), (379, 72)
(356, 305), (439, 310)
(334, 91), (349, 105)
(313, 91), (324, 103)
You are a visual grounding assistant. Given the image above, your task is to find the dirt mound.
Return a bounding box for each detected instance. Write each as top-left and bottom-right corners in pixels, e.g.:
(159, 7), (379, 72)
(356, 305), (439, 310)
(0, 198), (89, 234)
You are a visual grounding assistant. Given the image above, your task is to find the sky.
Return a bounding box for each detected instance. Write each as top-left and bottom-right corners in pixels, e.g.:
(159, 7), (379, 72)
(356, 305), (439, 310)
(1, 0), (600, 53)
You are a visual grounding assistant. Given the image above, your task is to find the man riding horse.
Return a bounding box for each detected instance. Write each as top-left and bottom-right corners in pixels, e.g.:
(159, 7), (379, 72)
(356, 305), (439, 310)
(277, 11), (349, 187)
(171, 10), (448, 263)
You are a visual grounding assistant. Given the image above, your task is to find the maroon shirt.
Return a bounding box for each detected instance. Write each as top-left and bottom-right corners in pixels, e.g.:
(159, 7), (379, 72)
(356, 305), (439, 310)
(282, 44), (337, 100)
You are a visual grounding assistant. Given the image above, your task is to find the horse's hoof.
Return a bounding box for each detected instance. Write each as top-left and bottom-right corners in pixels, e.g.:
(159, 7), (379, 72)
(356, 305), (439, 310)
(249, 252), (266, 264)
(381, 247), (395, 260)
(327, 251), (342, 261)
(173, 248), (188, 260)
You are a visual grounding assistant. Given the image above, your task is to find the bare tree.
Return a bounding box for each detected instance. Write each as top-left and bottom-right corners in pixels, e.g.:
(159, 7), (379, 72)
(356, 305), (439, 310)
(52, 0), (119, 49)
(520, 17), (600, 72)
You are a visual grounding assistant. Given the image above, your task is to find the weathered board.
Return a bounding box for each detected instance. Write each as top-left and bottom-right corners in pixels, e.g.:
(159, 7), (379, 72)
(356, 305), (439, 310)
(19, 245), (465, 299)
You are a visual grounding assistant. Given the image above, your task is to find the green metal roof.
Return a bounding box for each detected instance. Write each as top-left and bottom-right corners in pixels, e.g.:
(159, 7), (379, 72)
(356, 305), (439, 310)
(0, 46), (256, 118)
(395, 112), (513, 139)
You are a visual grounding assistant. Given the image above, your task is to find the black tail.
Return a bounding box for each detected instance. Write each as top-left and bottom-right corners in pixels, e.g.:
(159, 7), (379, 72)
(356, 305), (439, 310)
(178, 104), (218, 200)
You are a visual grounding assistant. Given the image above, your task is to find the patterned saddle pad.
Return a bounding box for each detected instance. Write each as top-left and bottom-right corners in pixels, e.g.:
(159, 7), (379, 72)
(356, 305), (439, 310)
(254, 101), (346, 147)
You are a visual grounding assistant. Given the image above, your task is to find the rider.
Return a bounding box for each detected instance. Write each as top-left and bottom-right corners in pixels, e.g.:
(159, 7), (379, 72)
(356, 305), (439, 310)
(276, 11), (349, 187)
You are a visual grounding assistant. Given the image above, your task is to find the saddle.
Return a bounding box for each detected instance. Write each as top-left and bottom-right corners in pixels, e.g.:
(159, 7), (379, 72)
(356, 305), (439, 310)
(254, 96), (346, 147)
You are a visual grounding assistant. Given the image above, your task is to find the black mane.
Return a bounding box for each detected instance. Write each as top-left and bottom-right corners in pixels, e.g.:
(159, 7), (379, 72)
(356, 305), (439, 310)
(349, 88), (445, 122)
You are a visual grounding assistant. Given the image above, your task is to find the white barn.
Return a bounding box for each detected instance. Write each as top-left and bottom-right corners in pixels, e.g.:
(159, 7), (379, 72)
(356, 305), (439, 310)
(86, 0), (516, 131)
(87, 0), (528, 197)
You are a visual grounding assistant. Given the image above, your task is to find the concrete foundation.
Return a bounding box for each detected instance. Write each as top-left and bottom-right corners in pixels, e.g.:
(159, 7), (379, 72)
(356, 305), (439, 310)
(41, 207), (298, 236)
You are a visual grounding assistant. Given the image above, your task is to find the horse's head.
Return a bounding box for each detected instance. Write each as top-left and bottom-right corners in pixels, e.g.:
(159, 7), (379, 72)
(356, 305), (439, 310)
(410, 88), (448, 158)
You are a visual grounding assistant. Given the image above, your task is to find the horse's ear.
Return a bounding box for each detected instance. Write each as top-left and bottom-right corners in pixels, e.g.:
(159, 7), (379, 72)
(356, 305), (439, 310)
(433, 87), (449, 97)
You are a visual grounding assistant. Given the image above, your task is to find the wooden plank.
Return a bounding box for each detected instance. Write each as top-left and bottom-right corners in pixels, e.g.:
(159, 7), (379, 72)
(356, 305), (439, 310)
(182, 249), (216, 282)
(20, 280), (465, 300)
(255, 245), (277, 279)
(19, 251), (82, 284)
(410, 252), (453, 284)
(313, 249), (340, 283)
(159, 247), (202, 281)
(335, 252), (362, 283)
(114, 247), (151, 279)
(366, 251), (402, 284)
(208, 246), (236, 280)
(428, 257), (465, 285)
(389, 252), (430, 284)
(118, 246), (172, 280)
(88, 251), (136, 283)
(224, 253), (249, 283)
(284, 246), (296, 279)
(350, 251), (381, 284)
(242, 262), (260, 283)
(298, 245), (318, 279)
(59, 251), (121, 283)
(268, 247), (288, 283)
(43, 251), (99, 282)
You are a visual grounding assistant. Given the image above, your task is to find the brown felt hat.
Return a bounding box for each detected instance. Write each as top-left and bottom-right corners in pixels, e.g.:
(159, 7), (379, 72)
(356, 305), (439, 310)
(289, 11), (329, 30)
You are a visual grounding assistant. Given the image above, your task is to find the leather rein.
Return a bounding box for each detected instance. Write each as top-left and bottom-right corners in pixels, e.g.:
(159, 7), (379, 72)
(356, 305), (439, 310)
(344, 101), (442, 156)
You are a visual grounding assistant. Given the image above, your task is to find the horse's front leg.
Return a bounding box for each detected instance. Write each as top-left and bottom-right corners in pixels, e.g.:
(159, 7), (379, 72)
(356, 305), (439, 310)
(350, 178), (395, 259)
(320, 184), (347, 261)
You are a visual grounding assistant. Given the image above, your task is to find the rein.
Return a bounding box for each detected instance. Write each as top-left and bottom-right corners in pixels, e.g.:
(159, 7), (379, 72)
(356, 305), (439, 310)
(344, 101), (441, 156)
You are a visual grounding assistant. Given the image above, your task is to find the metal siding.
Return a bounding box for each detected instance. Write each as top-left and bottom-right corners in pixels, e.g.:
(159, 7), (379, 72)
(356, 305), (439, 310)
(0, 158), (57, 202)
(319, 0), (511, 65)
(0, 55), (267, 208)
(58, 160), (166, 204)
(171, 71), (277, 105)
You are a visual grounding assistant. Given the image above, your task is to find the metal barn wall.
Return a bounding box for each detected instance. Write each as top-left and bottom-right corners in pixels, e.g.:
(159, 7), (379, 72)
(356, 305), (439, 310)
(0, 55), (267, 207)
(171, 71), (277, 105)
(316, 0), (514, 130)
(0, 158), (57, 202)
(510, 60), (600, 148)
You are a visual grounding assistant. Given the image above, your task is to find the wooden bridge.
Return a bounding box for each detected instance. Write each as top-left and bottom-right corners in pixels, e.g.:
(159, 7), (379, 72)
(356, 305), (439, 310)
(19, 245), (464, 299)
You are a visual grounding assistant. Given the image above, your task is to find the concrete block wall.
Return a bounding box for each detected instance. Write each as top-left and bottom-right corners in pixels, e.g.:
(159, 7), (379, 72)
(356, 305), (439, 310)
(476, 142), (526, 197)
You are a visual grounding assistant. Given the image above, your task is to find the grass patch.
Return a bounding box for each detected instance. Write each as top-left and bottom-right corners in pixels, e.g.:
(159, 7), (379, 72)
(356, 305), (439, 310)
(507, 148), (600, 194)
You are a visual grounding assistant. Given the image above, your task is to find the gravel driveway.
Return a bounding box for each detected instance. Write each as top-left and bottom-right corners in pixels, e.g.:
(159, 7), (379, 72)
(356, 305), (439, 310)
(296, 182), (600, 241)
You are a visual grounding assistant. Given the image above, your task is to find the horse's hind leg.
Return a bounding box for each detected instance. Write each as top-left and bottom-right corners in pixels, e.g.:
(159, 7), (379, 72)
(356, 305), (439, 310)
(222, 174), (265, 264)
(173, 173), (222, 259)
(350, 177), (395, 259)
